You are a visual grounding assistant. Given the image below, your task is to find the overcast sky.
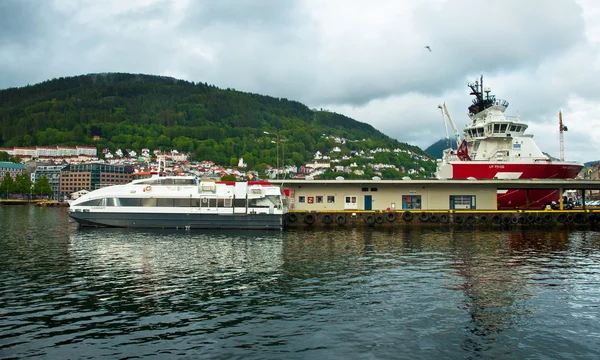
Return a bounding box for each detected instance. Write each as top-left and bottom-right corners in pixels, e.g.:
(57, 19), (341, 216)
(1, 0), (599, 163)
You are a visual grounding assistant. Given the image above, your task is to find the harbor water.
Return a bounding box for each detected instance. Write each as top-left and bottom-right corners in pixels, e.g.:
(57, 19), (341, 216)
(1, 206), (599, 359)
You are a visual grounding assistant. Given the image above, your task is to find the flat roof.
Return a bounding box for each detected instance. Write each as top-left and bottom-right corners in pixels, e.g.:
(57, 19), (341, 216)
(272, 179), (600, 190)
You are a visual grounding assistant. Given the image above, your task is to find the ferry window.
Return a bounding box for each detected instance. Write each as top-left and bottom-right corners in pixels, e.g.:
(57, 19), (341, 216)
(402, 195), (421, 209)
(191, 199), (200, 207)
(174, 198), (192, 207)
(493, 124), (500, 133)
(224, 198), (232, 208)
(316, 196), (323, 203)
(345, 196), (357, 203)
(234, 199), (247, 207)
(362, 187), (368, 192)
(370, 188), (378, 192)
(450, 195), (475, 210)
(79, 199), (102, 206)
(158, 198), (174, 207)
(209, 198), (217, 207)
(509, 125), (517, 131)
(141, 198), (156, 207)
(500, 124), (507, 132)
(327, 196), (335, 203)
(477, 128), (484, 137)
(299, 196), (305, 203)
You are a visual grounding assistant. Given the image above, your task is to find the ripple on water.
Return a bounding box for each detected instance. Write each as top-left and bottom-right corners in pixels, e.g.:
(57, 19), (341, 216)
(1, 209), (600, 359)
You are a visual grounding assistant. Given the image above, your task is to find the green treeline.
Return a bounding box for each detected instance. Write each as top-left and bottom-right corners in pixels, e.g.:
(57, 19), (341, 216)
(0, 73), (435, 176)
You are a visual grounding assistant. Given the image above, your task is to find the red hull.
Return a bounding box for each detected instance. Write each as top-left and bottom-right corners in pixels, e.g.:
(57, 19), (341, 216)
(450, 162), (583, 209)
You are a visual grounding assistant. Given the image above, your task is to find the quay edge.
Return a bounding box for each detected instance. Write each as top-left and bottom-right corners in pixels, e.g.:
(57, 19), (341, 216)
(284, 209), (600, 228)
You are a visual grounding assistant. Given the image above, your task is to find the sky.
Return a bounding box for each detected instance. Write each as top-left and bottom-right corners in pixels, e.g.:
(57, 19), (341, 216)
(1, 0), (599, 163)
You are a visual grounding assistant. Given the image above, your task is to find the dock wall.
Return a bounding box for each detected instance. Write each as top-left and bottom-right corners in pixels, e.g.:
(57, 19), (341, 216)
(285, 209), (600, 228)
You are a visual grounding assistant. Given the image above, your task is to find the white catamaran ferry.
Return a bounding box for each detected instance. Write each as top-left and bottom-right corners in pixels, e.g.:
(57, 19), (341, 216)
(68, 175), (286, 230)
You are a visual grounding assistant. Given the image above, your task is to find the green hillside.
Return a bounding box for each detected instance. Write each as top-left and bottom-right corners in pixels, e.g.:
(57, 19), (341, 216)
(0, 73), (435, 177)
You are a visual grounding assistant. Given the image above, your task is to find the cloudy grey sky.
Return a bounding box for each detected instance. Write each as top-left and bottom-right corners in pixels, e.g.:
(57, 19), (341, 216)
(1, 0), (599, 163)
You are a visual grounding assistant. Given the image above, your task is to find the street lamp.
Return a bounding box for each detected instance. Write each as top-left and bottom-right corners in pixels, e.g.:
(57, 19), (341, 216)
(264, 131), (280, 179)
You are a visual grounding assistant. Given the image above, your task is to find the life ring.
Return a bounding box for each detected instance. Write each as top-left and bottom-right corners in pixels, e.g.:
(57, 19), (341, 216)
(527, 214), (536, 223)
(466, 215), (476, 224)
(322, 214), (333, 224)
(429, 214), (439, 223)
(365, 214), (375, 225)
(557, 213), (567, 223)
(440, 214), (449, 223)
(543, 213), (553, 223)
(511, 216), (519, 224)
(288, 213), (297, 222)
(402, 211), (413, 222)
(386, 212), (397, 222)
(145, 185), (152, 192)
(336, 214), (346, 225)
(454, 214), (463, 224)
(375, 215), (384, 224)
(491, 215), (501, 224)
(304, 213), (315, 225)
(518, 216), (527, 224)
(418, 212), (430, 222)
(478, 215), (488, 224)
(503, 216), (511, 225)
(566, 214), (574, 223)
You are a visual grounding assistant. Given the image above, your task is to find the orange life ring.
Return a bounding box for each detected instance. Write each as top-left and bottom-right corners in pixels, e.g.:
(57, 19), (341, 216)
(145, 185), (152, 192)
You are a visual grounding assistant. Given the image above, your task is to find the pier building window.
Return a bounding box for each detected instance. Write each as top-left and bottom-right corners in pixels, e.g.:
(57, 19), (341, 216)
(370, 188), (378, 192)
(316, 196), (323, 203)
(402, 195), (421, 209)
(344, 195), (358, 210)
(450, 195), (475, 210)
(298, 196), (305, 203)
(362, 188), (368, 192)
(327, 196), (335, 203)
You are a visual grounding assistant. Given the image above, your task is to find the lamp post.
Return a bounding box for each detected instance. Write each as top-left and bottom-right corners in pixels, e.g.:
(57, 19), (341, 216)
(264, 131), (280, 179)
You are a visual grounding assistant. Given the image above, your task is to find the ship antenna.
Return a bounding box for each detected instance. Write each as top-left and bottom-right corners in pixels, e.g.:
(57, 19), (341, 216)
(480, 75), (484, 99)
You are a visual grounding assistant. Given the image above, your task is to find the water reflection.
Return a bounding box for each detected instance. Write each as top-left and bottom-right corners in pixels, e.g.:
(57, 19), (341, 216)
(1, 207), (600, 359)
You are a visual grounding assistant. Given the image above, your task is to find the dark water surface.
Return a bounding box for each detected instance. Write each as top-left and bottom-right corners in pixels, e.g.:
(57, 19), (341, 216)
(1, 206), (600, 359)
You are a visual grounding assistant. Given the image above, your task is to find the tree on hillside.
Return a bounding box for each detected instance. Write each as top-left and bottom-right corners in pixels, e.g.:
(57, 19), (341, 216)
(0, 172), (15, 198)
(14, 172), (33, 197)
(33, 175), (53, 197)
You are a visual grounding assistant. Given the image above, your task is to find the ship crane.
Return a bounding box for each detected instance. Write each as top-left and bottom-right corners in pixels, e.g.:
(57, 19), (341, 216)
(438, 102), (461, 148)
(559, 110), (568, 161)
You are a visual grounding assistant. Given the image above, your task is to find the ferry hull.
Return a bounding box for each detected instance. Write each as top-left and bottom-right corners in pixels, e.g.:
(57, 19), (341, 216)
(69, 211), (284, 230)
(448, 162), (583, 209)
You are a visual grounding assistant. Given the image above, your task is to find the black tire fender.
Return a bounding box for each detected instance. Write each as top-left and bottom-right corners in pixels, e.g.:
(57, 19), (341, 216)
(304, 213), (315, 224)
(386, 212), (397, 222)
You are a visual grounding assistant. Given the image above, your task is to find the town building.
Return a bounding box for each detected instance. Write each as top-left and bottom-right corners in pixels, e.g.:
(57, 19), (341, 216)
(0, 162), (27, 181)
(33, 164), (67, 199)
(59, 163), (134, 198)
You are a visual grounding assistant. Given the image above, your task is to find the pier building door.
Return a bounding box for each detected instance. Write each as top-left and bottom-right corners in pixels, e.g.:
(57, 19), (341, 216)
(364, 195), (372, 210)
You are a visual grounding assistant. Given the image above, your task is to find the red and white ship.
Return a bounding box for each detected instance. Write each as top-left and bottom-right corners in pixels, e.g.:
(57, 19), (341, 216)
(435, 76), (584, 209)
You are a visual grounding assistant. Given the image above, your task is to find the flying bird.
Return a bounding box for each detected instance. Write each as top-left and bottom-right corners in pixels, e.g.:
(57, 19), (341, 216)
(425, 46), (431, 52)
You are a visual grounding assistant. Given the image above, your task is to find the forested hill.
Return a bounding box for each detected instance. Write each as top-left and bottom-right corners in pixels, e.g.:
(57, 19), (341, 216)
(0, 73), (433, 174)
